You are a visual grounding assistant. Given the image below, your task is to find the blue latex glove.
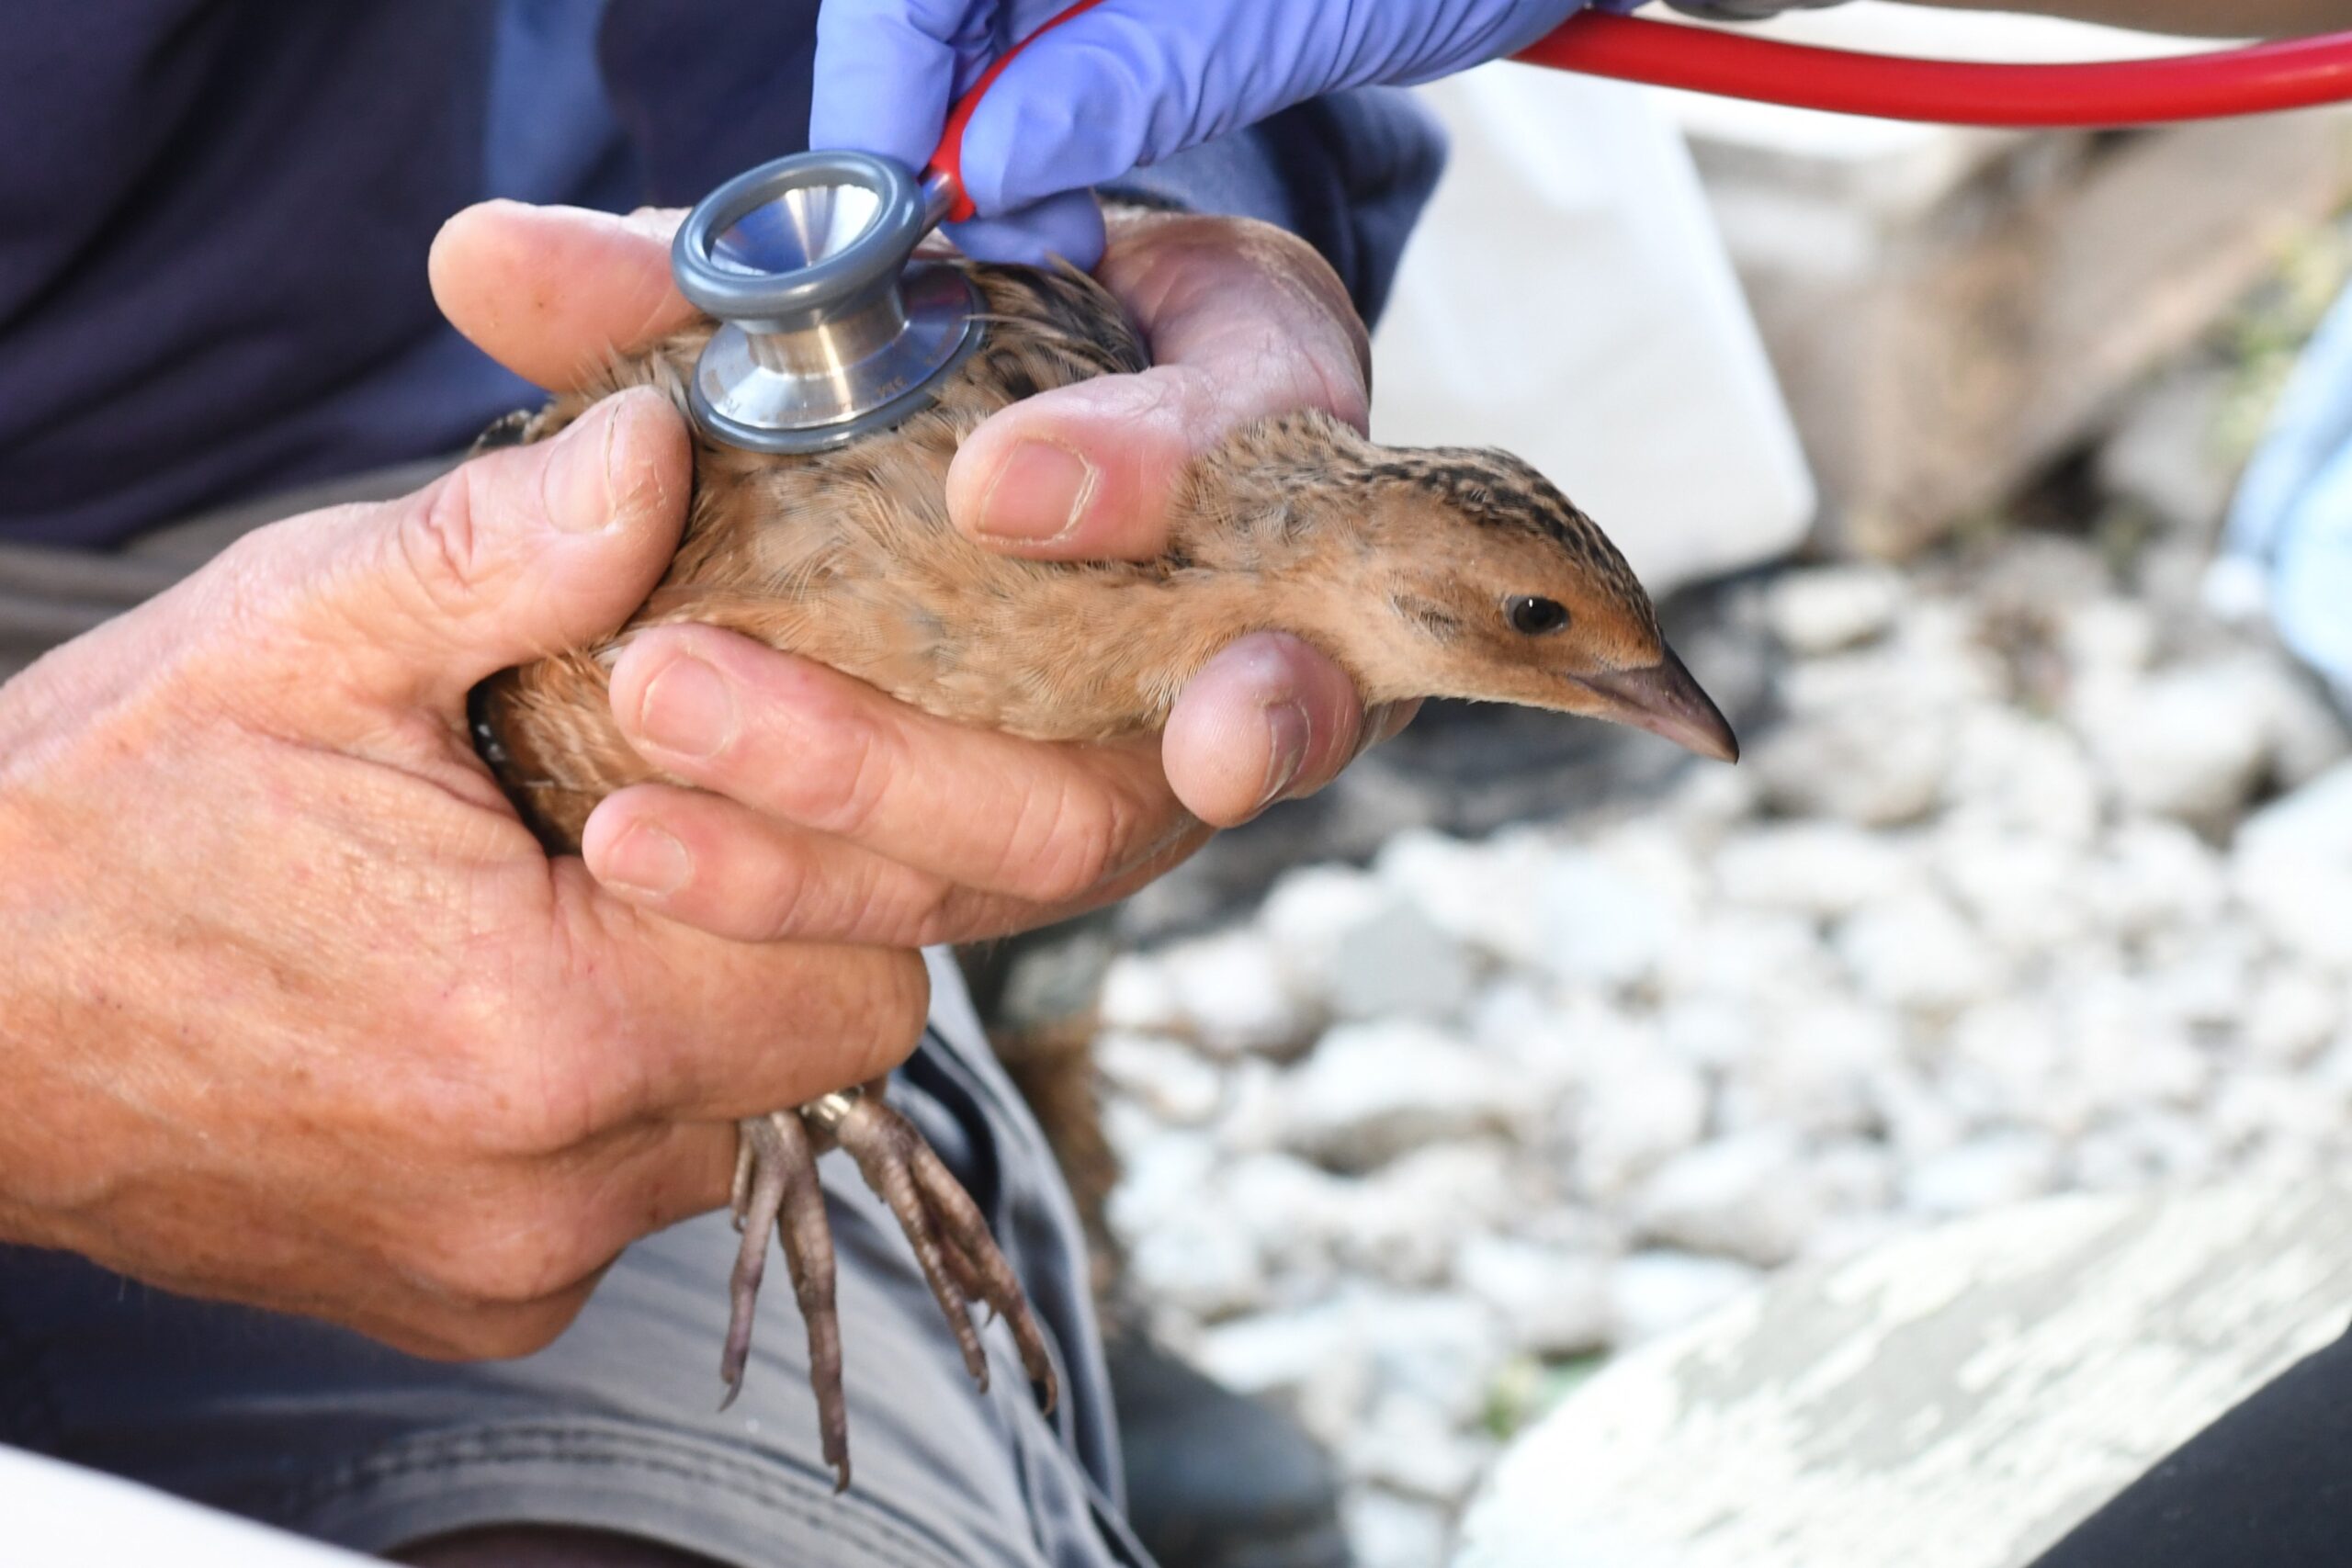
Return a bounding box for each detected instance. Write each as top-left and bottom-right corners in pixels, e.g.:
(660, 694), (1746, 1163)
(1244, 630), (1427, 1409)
(2222, 283), (2352, 713)
(809, 0), (1620, 266)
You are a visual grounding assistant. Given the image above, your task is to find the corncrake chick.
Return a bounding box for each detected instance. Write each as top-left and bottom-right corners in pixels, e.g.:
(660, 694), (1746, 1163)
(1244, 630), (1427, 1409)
(470, 252), (1735, 1491)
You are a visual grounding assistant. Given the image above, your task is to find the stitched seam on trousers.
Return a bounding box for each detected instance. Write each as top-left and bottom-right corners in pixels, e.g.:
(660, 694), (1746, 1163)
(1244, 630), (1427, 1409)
(271, 1421), (964, 1568)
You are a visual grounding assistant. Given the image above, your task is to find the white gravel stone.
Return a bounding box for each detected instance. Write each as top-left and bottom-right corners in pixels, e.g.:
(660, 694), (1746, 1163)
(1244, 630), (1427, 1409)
(1216, 1152), (1357, 1281)
(2233, 761), (2352, 965)
(1941, 707), (2103, 845)
(1104, 1129), (1217, 1240)
(2072, 662), (2278, 830)
(1098, 953), (1182, 1033)
(2211, 1070), (2352, 1151)
(1125, 1208), (1268, 1320)
(1455, 1235), (1613, 1359)
(1158, 931), (1315, 1056)
(1903, 1130), (2062, 1217)
(1343, 1396), (1497, 1505)
(1567, 1055), (1712, 1201)
(1277, 1021), (1524, 1172)
(1342, 1488), (1453, 1568)
(2267, 669), (2352, 788)
(2318, 1030), (2352, 1084)
(1359, 1292), (1514, 1426)
(1808, 1137), (1901, 1215)
(2139, 930), (2258, 1032)
(1532, 845), (1684, 991)
(1766, 564), (1906, 656)
(2061, 597), (2160, 679)
(1374, 829), (1545, 967)
(1868, 1063), (1970, 1164)
(1944, 996), (2074, 1132)
(2098, 363), (2236, 534)
(1336, 1143), (1521, 1288)
(1722, 998), (1899, 1137)
(2057, 969), (2214, 1113)
(1713, 821), (1910, 919)
(1931, 824), (2093, 958)
(1754, 706), (1952, 829)
(2124, 1109), (2222, 1179)
(2070, 1109), (2219, 1191)
(2090, 818), (2230, 939)
(1329, 900), (1477, 1023)
(1207, 1056), (1288, 1156)
(1632, 1130), (1824, 1267)
(1781, 615), (1995, 717)
(1259, 863), (1392, 976)
(1468, 980), (1616, 1096)
(1095, 1032), (1225, 1126)
(1800, 1211), (1913, 1266)
(1194, 1301), (1373, 1439)
(2244, 968), (2345, 1066)
(1261, 861), (1479, 1020)
(1836, 890), (2002, 1014)
(1658, 908), (1835, 1008)
(1666, 761), (1763, 837)
(1659, 997), (1758, 1073)
(1608, 1251), (1763, 1345)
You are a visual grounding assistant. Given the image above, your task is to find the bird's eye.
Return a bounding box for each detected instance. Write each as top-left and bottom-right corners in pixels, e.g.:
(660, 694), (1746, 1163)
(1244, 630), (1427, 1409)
(1506, 595), (1569, 636)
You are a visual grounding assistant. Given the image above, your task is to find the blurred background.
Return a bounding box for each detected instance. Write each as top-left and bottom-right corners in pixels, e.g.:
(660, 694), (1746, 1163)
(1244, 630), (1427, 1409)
(979, 6), (2352, 1564)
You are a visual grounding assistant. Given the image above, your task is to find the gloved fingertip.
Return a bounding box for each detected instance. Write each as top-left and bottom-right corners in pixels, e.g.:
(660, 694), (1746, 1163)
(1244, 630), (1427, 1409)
(944, 193), (1105, 269)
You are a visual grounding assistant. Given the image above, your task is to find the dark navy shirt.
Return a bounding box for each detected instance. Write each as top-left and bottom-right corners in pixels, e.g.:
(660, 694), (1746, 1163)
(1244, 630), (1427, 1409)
(0, 1), (1442, 548)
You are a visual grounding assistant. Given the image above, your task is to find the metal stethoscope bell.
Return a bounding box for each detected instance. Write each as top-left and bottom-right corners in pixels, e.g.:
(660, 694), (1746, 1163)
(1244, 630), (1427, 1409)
(671, 151), (980, 455)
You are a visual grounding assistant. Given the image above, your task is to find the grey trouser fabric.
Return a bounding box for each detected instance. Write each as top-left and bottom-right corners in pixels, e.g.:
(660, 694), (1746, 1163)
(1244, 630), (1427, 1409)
(0, 480), (1143, 1567)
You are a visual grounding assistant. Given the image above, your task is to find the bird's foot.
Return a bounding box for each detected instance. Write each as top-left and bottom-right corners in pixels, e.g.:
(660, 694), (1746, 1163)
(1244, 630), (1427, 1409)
(721, 1087), (1057, 1493)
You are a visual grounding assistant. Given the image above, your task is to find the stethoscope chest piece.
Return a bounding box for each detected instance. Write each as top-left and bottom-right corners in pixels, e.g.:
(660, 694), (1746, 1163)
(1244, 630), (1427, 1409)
(672, 151), (979, 454)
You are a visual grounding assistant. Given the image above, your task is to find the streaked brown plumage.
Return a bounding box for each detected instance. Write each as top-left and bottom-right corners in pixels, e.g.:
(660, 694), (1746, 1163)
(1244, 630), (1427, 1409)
(471, 249), (1735, 1492)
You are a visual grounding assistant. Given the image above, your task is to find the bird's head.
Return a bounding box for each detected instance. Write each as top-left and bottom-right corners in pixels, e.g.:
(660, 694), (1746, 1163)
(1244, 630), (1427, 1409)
(1328, 446), (1737, 763)
(1176, 415), (1737, 762)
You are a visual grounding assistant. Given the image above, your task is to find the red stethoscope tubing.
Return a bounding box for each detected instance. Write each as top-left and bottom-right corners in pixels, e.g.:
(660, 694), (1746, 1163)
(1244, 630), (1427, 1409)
(1518, 12), (2352, 127)
(929, 8), (2352, 218)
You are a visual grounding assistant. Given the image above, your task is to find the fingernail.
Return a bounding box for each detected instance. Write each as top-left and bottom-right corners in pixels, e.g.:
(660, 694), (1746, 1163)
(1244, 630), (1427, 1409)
(545, 401), (620, 534)
(1258, 698), (1311, 809)
(602, 820), (691, 897)
(637, 654), (735, 759)
(976, 441), (1098, 543)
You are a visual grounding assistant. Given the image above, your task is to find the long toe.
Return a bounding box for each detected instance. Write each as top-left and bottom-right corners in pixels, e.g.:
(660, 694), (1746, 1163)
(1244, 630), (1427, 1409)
(722, 1111), (853, 1490)
(905, 1131), (1059, 1412)
(832, 1096), (992, 1391)
(721, 1115), (790, 1404)
(770, 1110), (849, 1491)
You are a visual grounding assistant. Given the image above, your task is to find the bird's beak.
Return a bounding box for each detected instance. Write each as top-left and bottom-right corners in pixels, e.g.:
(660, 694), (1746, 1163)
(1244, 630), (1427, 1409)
(1570, 646), (1739, 762)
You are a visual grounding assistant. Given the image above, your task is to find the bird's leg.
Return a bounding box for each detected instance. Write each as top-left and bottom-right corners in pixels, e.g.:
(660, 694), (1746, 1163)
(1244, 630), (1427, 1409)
(722, 1111), (848, 1485)
(816, 1085), (1059, 1416)
(718, 1086), (1057, 1495)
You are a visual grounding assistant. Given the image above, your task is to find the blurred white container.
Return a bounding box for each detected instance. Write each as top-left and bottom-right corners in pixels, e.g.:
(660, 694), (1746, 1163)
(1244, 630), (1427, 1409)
(3, 1444), (368, 1565)
(1373, 66), (1815, 596)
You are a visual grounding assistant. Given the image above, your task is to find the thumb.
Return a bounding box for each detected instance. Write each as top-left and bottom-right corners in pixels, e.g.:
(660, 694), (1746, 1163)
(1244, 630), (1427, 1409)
(294, 389), (689, 714)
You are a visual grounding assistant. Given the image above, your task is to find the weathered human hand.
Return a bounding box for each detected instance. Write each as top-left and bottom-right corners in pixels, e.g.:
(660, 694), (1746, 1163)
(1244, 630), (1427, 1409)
(431, 202), (1409, 951)
(0, 328), (927, 1363)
